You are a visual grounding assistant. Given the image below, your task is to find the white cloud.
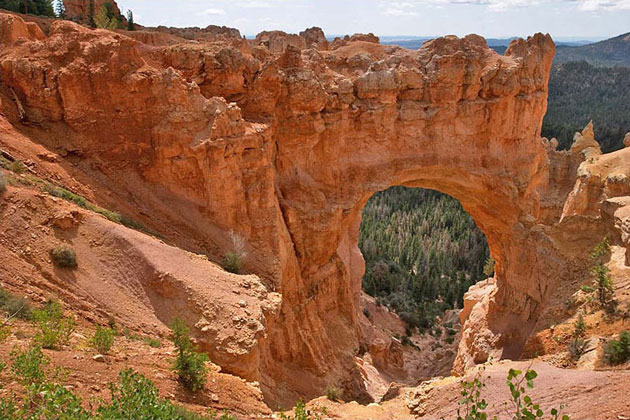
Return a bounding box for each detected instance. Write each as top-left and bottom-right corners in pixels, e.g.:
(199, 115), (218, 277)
(571, 0), (630, 10)
(380, 0), (539, 11)
(239, 1), (274, 8)
(384, 7), (419, 15)
(202, 8), (226, 15)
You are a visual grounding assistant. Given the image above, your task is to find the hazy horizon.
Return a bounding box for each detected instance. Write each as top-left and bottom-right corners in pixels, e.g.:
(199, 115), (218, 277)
(115, 0), (630, 40)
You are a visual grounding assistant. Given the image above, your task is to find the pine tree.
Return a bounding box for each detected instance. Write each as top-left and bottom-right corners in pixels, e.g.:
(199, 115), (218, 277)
(126, 9), (134, 31)
(54, 0), (64, 18)
(88, 0), (96, 28)
(590, 236), (613, 307)
(37, 0), (53, 15)
(94, 4), (116, 28)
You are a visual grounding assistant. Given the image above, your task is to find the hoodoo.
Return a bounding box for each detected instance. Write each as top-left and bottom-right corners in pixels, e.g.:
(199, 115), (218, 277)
(2, 10), (630, 409)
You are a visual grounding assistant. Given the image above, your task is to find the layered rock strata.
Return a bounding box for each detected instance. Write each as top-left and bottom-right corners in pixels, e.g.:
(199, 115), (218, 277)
(3, 12), (629, 405)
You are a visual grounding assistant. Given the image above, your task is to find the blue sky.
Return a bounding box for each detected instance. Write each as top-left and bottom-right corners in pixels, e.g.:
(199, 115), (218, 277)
(116, 0), (630, 40)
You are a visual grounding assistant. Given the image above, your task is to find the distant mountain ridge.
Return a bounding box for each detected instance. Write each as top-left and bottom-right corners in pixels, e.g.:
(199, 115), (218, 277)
(554, 32), (630, 66)
(378, 36), (591, 52)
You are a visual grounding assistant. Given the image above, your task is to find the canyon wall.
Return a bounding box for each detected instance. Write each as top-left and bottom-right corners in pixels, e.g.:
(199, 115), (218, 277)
(3, 12), (628, 406)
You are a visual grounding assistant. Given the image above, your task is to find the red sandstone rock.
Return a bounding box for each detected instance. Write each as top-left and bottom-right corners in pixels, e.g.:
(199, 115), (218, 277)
(4, 11), (629, 407)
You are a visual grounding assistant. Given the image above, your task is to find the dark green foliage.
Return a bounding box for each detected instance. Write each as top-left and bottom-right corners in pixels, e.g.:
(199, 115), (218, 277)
(604, 330), (630, 365)
(542, 61), (630, 153)
(169, 317), (209, 392)
(223, 252), (242, 274)
(50, 245), (78, 268)
(33, 300), (76, 349)
(90, 326), (115, 354)
(554, 33), (630, 67)
(126, 9), (134, 31)
(589, 236), (613, 306)
(0, 288), (32, 320)
(88, 0), (95, 27)
(359, 187), (489, 331)
(0, 0), (55, 16)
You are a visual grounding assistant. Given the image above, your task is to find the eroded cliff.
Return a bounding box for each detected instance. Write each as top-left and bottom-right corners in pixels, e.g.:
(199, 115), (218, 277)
(2, 11), (630, 407)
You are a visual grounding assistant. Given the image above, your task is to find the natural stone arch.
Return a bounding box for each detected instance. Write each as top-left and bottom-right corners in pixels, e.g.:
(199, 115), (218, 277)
(262, 34), (559, 401)
(2, 16), (580, 406)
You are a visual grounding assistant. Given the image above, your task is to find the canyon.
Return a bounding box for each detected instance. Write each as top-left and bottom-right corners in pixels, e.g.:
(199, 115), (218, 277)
(1, 5), (630, 417)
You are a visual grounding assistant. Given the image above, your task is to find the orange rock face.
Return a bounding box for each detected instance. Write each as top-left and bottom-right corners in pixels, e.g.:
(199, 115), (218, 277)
(3, 12), (629, 407)
(63, 0), (123, 22)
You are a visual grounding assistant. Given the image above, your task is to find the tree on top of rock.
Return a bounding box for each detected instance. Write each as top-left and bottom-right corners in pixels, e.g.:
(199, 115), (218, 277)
(0, 0), (55, 16)
(54, 0), (64, 18)
(94, 3), (117, 28)
(88, 0), (96, 28)
(126, 9), (134, 31)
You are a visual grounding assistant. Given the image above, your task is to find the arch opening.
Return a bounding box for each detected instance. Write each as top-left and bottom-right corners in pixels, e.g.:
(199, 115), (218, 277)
(359, 186), (490, 334)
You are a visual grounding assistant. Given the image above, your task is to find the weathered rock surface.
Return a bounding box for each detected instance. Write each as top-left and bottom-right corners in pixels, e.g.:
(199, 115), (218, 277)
(2, 11), (629, 407)
(64, 0), (123, 22)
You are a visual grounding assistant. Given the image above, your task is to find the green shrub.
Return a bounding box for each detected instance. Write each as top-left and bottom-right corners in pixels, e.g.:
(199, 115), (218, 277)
(142, 337), (162, 348)
(10, 345), (48, 385)
(0, 366), (217, 420)
(325, 384), (341, 401)
(25, 381), (91, 419)
(279, 399), (325, 420)
(0, 288), (32, 320)
(33, 300), (76, 349)
(456, 370), (488, 420)
(122, 327), (141, 341)
(505, 369), (569, 420)
(401, 335), (412, 346)
(88, 204), (122, 223)
(0, 173), (6, 196)
(457, 368), (570, 420)
(43, 183), (88, 208)
(223, 252), (242, 274)
(91, 326), (115, 354)
(580, 284), (594, 293)
(50, 246), (78, 268)
(98, 368), (214, 419)
(445, 336), (455, 344)
(483, 257), (495, 277)
(169, 317), (208, 392)
(569, 314), (587, 359)
(9, 160), (27, 174)
(604, 330), (630, 365)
